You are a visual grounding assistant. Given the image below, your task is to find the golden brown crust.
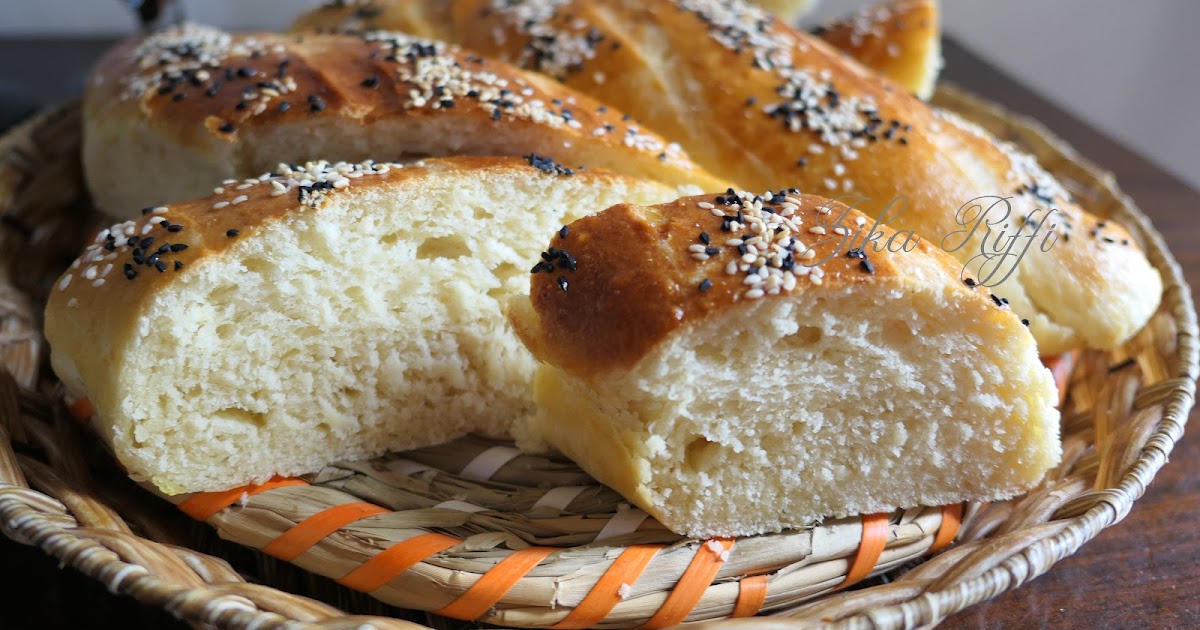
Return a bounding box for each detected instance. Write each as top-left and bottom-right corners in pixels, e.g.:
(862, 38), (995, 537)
(519, 191), (1015, 377)
(289, 0), (455, 40)
(816, 0), (941, 99)
(300, 0), (1159, 352)
(49, 155), (616, 321)
(84, 23), (727, 215)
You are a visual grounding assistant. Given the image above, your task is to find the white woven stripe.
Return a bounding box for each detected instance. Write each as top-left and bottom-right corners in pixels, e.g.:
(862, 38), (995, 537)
(385, 458), (434, 476)
(595, 508), (649, 541)
(458, 445), (523, 481)
(531, 486), (588, 512)
(435, 500), (489, 513)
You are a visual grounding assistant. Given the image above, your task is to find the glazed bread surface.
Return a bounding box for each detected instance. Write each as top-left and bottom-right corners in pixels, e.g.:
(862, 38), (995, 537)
(511, 191), (1062, 537)
(45, 156), (676, 494)
(84, 22), (725, 218)
(814, 0), (942, 99)
(329, 0), (1160, 353)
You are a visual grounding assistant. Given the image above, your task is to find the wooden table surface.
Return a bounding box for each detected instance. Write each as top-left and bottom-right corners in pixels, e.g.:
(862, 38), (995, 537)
(0, 37), (1197, 630)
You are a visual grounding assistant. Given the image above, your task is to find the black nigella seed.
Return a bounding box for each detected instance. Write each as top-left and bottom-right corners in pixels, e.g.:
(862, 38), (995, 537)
(846, 248), (865, 259)
(126, 236), (139, 246)
(172, 93), (185, 102)
(991, 294), (1004, 307)
(705, 247), (720, 256)
(964, 277), (977, 287)
(1021, 319), (1030, 326)
(361, 75), (380, 88)
(154, 260), (167, 272)
(166, 223), (183, 233)
(218, 122), (236, 133)
(139, 237), (155, 249)
(170, 243), (188, 252)
(278, 101), (291, 113)
(860, 258), (875, 274)
(157, 244), (170, 254)
(226, 229), (240, 237)
(699, 278), (713, 292)
(699, 231), (710, 245)
(556, 276), (568, 291)
(123, 264), (136, 280)
(175, 260), (185, 270)
(141, 207), (154, 215)
(559, 225), (569, 239)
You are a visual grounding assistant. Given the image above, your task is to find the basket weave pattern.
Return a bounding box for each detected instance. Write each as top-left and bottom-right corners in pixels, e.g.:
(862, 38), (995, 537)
(0, 84), (1195, 629)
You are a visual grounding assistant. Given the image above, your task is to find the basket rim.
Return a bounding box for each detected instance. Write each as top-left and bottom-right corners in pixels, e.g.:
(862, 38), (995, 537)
(0, 82), (1196, 629)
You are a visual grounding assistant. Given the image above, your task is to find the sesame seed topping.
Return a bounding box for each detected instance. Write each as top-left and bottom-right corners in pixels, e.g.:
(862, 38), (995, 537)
(524, 153), (575, 176)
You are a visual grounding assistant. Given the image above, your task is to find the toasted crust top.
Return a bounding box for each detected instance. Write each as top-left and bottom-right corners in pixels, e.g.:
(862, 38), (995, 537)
(48, 155), (625, 317)
(519, 190), (1021, 377)
(86, 23), (708, 175)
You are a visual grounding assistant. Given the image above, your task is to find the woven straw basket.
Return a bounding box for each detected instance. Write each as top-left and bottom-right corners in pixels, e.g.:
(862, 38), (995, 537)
(0, 83), (1195, 630)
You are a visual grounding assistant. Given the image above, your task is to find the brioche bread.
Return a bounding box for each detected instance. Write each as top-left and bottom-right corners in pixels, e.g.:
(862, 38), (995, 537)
(510, 191), (1061, 537)
(293, 0), (820, 32)
(45, 156), (676, 494)
(333, 0), (1159, 354)
(814, 0), (942, 99)
(83, 23), (725, 219)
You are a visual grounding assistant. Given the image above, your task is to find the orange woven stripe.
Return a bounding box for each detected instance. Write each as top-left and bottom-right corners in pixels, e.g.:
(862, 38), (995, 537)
(551, 544), (662, 629)
(177, 477), (309, 521)
(261, 502), (390, 561)
(732, 574), (769, 618)
(1042, 350), (1080, 406)
(837, 513), (889, 589)
(337, 532), (461, 592)
(929, 503), (964, 554)
(639, 538), (735, 629)
(68, 397), (94, 422)
(436, 546), (557, 620)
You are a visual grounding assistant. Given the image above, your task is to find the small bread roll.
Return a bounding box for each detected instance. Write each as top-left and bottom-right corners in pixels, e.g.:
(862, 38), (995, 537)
(814, 0), (942, 99)
(84, 23), (725, 219)
(45, 156), (675, 494)
(511, 191), (1061, 537)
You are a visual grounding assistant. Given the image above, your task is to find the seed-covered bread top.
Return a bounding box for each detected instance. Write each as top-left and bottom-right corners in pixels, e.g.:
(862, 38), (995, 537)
(514, 190), (1025, 378)
(54, 155), (613, 318)
(84, 22), (727, 215)
(296, 0), (1161, 354)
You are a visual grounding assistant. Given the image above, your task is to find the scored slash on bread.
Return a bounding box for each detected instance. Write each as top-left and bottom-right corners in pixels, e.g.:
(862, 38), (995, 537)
(321, 0), (1161, 354)
(83, 22), (727, 219)
(45, 156), (678, 494)
(510, 190), (1062, 537)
